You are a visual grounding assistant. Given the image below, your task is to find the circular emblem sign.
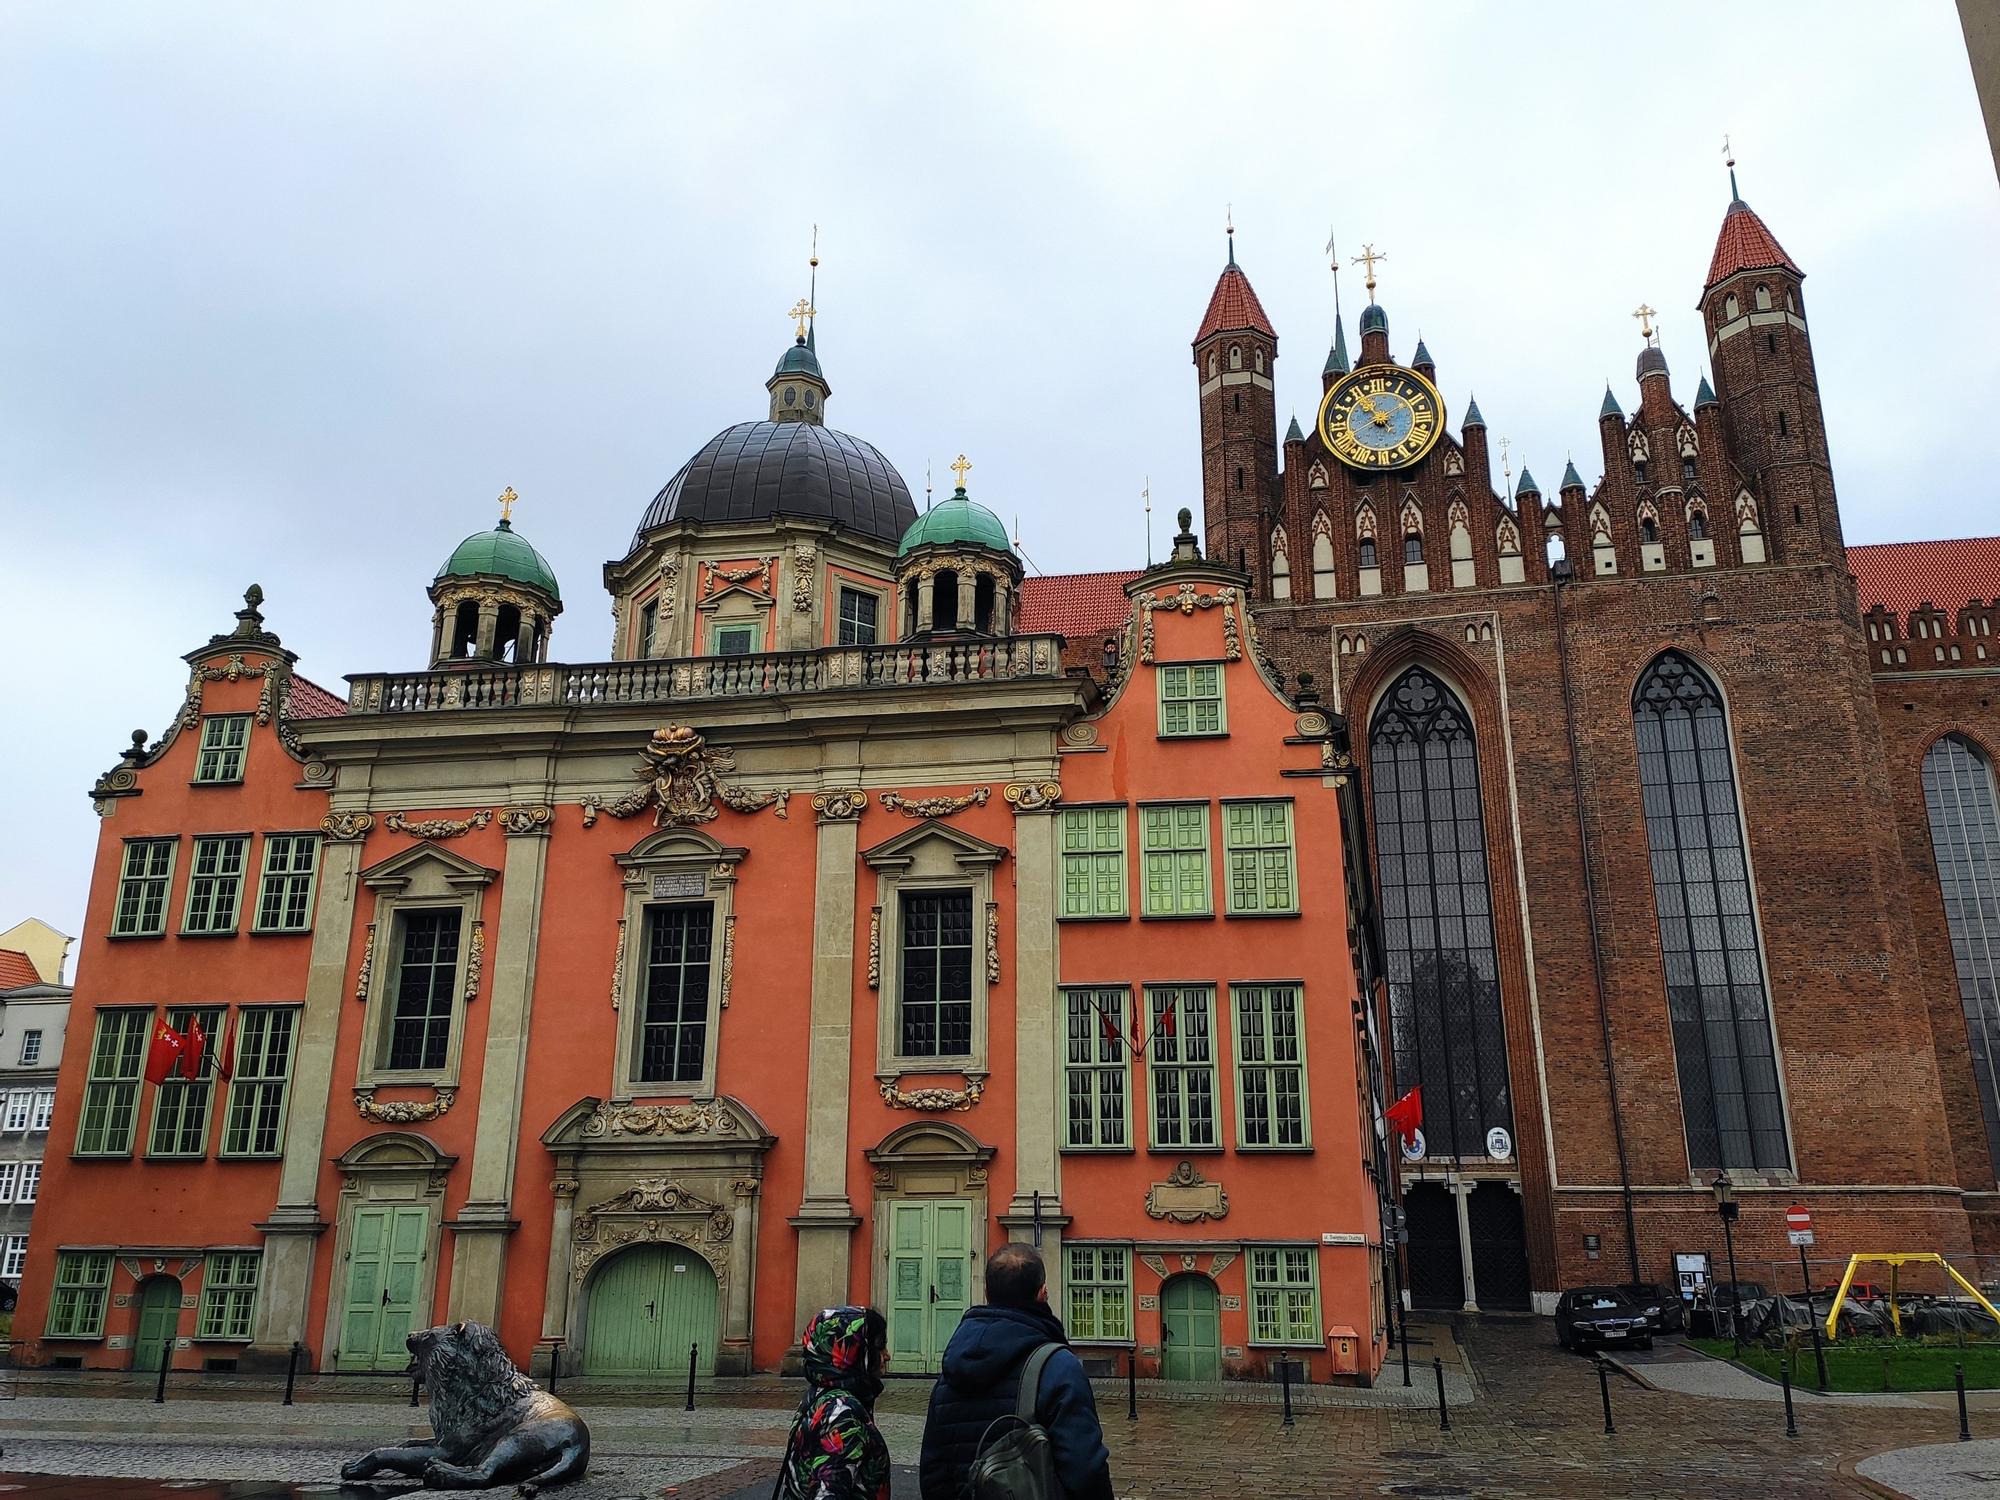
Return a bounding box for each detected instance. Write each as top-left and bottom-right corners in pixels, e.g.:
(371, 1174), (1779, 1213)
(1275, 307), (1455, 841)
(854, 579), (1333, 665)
(1401, 1128), (1427, 1163)
(1485, 1126), (1513, 1161)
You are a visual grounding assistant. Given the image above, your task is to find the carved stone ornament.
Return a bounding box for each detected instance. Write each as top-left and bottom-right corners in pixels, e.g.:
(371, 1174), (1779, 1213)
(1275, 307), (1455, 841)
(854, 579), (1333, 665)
(1060, 722), (1099, 748)
(1145, 1159), (1230, 1223)
(384, 809), (493, 840)
(551, 1177), (581, 1199)
(879, 786), (992, 819)
(792, 542), (816, 612)
(609, 917), (627, 1011)
(1294, 711), (1331, 738)
(354, 1086), (457, 1123)
(811, 789), (868, 822)
(582, 1177), (725, 1219)
(499, 804), (554, 836)
(985, 903), (1000, 984)
(867, 905), (882, 989)
(581, 725), (786, 828)
(321, 810), (376, 842)
(354, 922), (377, 1002)
(580, 1100), (738, 1138)
(719, 913), (736, 1007)
(707, 559), (771, 594)
(1208, 1250), (1238, 1276)
(571, 1179), (734, 1286)
(1137, 583), (1241, 665)
(879, 1076), (985, 1112)
(463, 921), (485, 1002)
(1002, 781), (1062, 813)
(1140, 1254), (1169, 1278)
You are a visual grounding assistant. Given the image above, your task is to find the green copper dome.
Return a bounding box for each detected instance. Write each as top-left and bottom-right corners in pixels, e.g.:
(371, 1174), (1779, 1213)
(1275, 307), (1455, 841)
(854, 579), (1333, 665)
(898, 489), (1012, 556)
(437, 520), (561, 601)
(773, 329), (826, 382)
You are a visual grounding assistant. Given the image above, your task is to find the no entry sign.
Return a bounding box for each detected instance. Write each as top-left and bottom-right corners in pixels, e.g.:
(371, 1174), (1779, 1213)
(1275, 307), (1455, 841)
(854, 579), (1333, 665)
(1787, 1204), (1814, 1247)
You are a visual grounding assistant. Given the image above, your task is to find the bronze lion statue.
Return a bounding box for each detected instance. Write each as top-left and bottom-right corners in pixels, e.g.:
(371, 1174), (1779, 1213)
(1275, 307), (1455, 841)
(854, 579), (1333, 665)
(341, 1321), (589, 1493)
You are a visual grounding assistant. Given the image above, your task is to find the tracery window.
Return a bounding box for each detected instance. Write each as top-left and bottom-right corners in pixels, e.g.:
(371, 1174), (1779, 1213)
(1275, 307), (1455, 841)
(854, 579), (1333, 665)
(1633, 651), (1788, 1171)
(1921, 734), (2000, 1172)
(1368, 668), (1514, 1159)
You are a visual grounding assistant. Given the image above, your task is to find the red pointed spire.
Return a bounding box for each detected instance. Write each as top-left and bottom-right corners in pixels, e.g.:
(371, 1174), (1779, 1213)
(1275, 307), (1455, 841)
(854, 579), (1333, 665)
(1194, 261), (1276, 343)
(1704, 198), (1801, 289)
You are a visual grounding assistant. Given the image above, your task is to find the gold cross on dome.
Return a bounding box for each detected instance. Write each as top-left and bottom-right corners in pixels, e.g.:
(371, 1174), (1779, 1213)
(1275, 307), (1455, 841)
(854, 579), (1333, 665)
(949, 454), (972, 490)
(1632, 303), (1658, 344)
(497, 486), (517, 523)
(1351, 243), (1386, 303)
(788, 298), (815, 339)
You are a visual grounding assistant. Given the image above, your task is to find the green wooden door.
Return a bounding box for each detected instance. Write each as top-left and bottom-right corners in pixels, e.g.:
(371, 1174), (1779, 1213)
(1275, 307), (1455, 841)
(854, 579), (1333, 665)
(887, 1201), (974, 1374)
(132, 1277), (182, 1372)
(584, 1244), (719, 1375)
(339, 1205), (429, 1371)
(1160, 1274), (1220, 1381)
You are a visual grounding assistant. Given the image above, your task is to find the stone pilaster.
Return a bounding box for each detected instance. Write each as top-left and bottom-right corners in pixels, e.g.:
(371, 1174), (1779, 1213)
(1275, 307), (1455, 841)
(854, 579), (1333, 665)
(531, 1175), (579, 1379)
(1002, 785), (1063, 1227)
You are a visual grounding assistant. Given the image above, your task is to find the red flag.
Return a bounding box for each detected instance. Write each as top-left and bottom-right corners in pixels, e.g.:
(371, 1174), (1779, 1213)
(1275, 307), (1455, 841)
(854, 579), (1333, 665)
(1385, 1086), (1424, 1149)
(1159, 1002), (1177, 1039)
(144, 1018), (186, 1086)
(181, 1015), (208, 1082)
(215, 1011), (235, 1082)
(1098, 1004), (1122, 1051)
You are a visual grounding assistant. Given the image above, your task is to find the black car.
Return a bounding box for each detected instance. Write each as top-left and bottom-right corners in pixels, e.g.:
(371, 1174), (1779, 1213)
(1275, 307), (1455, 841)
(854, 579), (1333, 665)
(1556, 1287), (1653, 1351)
(0, 1278), (15, 1312)
(1618, 1281), (1685, 1334)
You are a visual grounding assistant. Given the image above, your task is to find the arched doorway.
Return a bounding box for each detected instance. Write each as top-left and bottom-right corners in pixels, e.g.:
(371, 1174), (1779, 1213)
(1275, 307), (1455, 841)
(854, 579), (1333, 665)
(1159, 1274), (1220, 1381)
(583, 1244), (719, 1376)
(1403, 1183), (1464, 1310)
(132, 1275), (182, 1372)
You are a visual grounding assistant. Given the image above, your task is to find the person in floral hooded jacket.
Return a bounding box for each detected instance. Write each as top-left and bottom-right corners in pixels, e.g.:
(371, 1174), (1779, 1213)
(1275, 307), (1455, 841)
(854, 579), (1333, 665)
(778, 1305), (893, 1500)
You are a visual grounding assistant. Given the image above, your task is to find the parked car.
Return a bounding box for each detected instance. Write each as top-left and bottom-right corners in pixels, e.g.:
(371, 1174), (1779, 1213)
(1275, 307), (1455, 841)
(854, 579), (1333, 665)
(1618, 1282), (1685, 1334)
(0, 1278), (15, 1312)
(1690, 1280), (1767, 1337)
(1816, 1281), (1889, 1304)
(1556, 1287), (1653, 1352)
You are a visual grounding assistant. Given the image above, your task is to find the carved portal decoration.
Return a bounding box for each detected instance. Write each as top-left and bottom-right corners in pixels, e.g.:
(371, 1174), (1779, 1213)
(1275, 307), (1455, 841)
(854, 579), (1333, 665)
(580, 1100), (739, 1139)
(1140, 1254), (1169, 1278)
(811, 789), (868, 822)
(500, 804), (554, 837)
(879, 787), (991, 819)
(580, 725), (789, 827)
(1002, 781), (1061, 813)
(1145, 1159), (1230, 1223)
(570, 1178), (734, 1287)
(321, 811), (376, 842)
(1137, 584), (1241, 665)
(385, 809), (493, 840)
(878, 1076), (985, 1112)
(1208, 1250), (1238, 1276)
(354, 1085), (457, 1123)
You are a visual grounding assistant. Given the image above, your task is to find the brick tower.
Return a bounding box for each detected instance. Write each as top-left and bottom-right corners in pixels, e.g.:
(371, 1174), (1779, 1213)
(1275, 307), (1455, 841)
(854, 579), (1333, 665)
(1192, 229), (1279, 590)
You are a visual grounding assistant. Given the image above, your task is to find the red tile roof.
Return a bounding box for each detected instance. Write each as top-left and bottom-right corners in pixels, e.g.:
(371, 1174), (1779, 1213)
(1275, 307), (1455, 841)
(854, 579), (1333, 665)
(1849, 536), (2000, 624)
(286, 674), (349, 719)
(1706, 199), (1801, 288)
(1019, 570), (1141, 637)
(0, 949), (41, 990)
(1195, 263), (1275, 342)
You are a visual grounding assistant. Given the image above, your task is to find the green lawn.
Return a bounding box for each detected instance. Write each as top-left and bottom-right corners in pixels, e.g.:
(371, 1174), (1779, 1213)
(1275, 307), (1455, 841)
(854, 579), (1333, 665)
(1690, 1336), (2000, 1392)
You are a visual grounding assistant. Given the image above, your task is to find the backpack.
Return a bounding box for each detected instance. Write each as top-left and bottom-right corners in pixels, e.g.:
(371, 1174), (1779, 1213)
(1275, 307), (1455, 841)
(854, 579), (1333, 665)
(963, 1341), (1062, 1500)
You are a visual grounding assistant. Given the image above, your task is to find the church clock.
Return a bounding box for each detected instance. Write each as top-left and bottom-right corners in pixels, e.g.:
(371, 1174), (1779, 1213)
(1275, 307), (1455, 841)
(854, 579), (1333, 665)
(1317, 367), (1444, 471)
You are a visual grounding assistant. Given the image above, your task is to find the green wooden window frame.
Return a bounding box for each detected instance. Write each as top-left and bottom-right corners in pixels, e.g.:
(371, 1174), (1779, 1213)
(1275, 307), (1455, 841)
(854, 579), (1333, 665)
(1066, 1244), (1132, 1342)
(1062, 987), (1130, 1150)
(223, 1006), (299, 1157)
(1059, 807), (1128, 919)
(113, 839), (177, 936)
(147, 1005), (224, 1158)
(75, 1009), (149, 1157)
(1248, 1246), (1321, 1346)
(182, 835), (249, 934)
(837, 587), (880, 646)
(1223, 800), (1299, 915)
(47, 1250), (114, 1339)
(1158, 663), (1225, 737)
(1233, 985), (1310, 1148)
(194, 714), (251, 783)
(1140, 803), (1211, 917)
(197, 1251), (261, 1340)
(253, 835), (319, 933)
(1146, 985), (1217, 1149)
(709, 622), (757, 656)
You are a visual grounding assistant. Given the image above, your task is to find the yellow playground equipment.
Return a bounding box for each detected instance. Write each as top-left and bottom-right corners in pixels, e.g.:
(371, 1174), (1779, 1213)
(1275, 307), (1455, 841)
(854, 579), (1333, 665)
(1823, 1253), (2000, 1340)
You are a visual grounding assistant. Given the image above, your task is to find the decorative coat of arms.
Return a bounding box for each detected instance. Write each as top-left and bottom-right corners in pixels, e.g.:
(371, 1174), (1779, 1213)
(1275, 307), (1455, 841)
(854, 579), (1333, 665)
(581, 725), (788, 827)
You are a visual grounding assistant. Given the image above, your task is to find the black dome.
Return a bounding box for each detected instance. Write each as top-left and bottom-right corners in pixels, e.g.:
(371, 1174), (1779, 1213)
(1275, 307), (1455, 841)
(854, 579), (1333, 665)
(632, 421), (918, 549)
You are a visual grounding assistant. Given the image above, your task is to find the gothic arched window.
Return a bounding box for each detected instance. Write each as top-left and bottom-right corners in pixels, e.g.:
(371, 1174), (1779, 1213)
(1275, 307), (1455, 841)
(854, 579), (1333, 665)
(1633, 651), (1789, 1170)
(1368, 668), (1515, 1160)
(1921, 734), (2000, 1170)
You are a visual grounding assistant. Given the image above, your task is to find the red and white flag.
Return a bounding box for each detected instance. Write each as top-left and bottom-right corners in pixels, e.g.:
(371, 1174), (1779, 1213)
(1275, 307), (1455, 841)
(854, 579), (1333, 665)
(181, 1014), (209, 1082)
(144, 1017), (187, 1086)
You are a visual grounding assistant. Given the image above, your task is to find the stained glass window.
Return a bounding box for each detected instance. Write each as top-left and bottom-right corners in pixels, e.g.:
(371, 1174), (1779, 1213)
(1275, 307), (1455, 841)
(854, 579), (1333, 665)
(1921, 734), (2000, 1173)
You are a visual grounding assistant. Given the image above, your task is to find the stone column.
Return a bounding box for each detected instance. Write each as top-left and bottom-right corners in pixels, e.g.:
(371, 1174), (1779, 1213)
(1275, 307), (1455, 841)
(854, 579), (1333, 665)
(532, 1175), (579, 1379)
(1002, 785), (1063, 1234)
(1450, 1177), (1478, 1312)
(475, 600), (500, 659)
(514, 618), (536, 664)
(247, 819), (366, 1370)
(957, 570), (977, 632)
(721, 1180), (759, 1374)
(447, 815), (552, 1326)
(429, 607), (447, 666)
(916, 570), (935, 632)
(792, 790), (864, 1324)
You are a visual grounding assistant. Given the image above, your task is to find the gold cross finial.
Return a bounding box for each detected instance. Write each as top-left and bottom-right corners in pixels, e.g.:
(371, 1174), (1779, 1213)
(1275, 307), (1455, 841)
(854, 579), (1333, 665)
(1351, 243), (1386, 303)
(497, 486), (517, 524)
(788, 298), (815, 340)
(1632, 303), (1658, 344)
(949, 454), (972, 491)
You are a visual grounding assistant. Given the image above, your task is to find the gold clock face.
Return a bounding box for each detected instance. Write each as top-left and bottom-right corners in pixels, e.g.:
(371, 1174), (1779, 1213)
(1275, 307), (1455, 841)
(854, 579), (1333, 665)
(1317, 367), (1444, 471)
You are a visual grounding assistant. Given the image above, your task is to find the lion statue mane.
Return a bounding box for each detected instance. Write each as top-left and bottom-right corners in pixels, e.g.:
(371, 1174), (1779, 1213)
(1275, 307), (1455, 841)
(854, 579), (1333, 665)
(341, 1321), (589, 1493)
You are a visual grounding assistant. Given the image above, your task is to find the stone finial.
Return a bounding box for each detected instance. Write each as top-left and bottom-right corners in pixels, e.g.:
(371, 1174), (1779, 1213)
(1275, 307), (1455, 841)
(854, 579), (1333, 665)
(1170, 508), (1202, 564)
(124, 729), (148, 764)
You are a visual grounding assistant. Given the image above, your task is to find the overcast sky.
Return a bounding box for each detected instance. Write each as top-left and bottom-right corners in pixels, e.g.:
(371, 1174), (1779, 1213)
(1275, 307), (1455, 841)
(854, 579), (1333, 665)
(3, 2), (1995, 964)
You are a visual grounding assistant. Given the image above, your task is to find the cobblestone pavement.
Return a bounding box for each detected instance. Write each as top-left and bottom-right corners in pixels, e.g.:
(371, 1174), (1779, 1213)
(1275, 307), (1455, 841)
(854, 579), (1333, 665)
(0, 1322), (1985, 1498)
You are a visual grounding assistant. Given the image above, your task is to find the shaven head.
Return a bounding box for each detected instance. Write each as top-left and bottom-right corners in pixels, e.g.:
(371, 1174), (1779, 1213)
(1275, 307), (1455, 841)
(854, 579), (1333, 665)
(985, 1242), (1047, 1310)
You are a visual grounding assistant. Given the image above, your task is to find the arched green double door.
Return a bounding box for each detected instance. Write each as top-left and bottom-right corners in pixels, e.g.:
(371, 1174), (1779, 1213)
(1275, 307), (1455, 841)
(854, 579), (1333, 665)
(1160, 1274), (1220, 1382)
(584, 1244), (719, 1376)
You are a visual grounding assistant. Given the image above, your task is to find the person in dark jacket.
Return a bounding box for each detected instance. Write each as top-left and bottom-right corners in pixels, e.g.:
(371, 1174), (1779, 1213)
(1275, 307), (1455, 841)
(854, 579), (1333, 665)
(919, 1243), (1114, 1500)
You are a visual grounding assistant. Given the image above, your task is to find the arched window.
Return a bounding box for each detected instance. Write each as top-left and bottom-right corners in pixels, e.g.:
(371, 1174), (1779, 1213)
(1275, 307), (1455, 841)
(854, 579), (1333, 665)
(1229, 344), (1242, 371)
(1688, 507), (1709, 541)
(1368, 668), (1515, 1161)
(1358, 536), (1378, 570)
(1633, 652), (1788, 1170)
(1754, 284), (1772, 310)
(1724, 292), (1740, 320)
(1640, 516), (1660, 544)
(1404, 532), (1424, 565)
(1921, 735), (2000, 1169)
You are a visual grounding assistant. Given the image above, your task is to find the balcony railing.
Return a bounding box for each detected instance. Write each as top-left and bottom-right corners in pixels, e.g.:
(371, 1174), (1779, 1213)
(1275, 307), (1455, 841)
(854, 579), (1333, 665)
(344, 635), (1069, 714)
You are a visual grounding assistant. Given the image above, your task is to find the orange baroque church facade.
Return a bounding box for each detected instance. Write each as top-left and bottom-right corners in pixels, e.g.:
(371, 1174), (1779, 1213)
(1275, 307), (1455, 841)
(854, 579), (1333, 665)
(18, 330), (1388, 1383)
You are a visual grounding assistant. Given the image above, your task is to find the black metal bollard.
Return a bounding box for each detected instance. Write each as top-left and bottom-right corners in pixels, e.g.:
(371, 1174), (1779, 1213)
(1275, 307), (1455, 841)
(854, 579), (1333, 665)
(1596, 1356), (1615, 1435)
(547, 1343), (560, 1398)
(1126, 1347), (1137, 1422)
(153, 1351), (169, 1405)
(1958, 1363), (1971, 1442)
(282, 1341), (301, 1406)
(1433, 1355), (1449, 1433)
(1781, 1358), (1797, 1438)
(410, 1374), (421, 1407)
(685, 1342), (698, 1413)
(1280, 1357), (1294, 1429)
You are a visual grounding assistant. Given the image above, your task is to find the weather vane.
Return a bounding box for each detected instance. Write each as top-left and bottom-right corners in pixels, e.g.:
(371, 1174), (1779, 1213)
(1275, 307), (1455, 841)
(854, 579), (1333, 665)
(497, 486), (517, 524)
(1351, 243), (1386, 304)
(1632, 303), (1659, 345)
(950, 453), (971, 491)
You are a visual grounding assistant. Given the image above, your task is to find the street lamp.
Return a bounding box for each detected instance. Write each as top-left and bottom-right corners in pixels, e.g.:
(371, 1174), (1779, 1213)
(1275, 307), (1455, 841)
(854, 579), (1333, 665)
(1711, 1172), (1743, 1356)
